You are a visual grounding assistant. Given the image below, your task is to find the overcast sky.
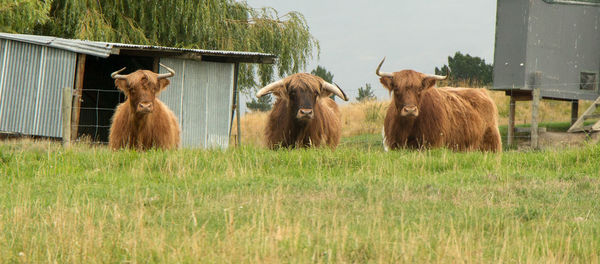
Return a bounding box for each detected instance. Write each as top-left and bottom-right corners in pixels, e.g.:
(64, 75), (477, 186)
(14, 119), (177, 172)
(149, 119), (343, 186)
(240, 0), (497, 111)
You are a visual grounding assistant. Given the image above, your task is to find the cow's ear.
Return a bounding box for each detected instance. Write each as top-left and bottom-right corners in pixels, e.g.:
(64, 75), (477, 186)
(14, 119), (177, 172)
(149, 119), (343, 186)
(115, 79), (128, 93)
(421, 77), (437, 90)
(379, 77), (393, 91)
(158, 79), (170, 92)
(269, 82), (288, 99)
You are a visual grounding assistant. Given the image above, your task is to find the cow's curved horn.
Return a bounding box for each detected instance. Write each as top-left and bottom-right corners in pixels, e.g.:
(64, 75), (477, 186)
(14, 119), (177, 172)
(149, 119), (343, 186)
(376, 57), (394, 78)
(322, 81), (348, 101)
(157, 63), (175, 79)
(424, 74), (448, 80)
(111, 67), (128, 79)
(256, 80), (284, 98)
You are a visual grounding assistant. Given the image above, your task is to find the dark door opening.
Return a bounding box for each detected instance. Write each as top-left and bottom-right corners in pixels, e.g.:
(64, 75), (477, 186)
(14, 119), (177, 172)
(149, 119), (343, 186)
(77, 55), (155, 143)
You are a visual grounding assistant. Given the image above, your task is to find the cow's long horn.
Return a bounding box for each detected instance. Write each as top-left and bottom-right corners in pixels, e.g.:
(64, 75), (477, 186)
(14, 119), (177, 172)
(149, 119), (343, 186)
(256, 80), (284, 98)
(376, 57), (394, 78)
(424, 74), (448, 80)
(111, 67), (128, 79)
(157, 63), (175, 79)
(322, 81), (348, 101)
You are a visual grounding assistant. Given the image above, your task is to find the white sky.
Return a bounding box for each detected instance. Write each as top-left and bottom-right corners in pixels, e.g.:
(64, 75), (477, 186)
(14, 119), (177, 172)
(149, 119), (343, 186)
(240, 0), (497, 112)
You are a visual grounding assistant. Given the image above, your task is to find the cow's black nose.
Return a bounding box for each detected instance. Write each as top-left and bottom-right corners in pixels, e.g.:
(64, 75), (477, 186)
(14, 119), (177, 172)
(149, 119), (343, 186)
(300, 109), (313, 115)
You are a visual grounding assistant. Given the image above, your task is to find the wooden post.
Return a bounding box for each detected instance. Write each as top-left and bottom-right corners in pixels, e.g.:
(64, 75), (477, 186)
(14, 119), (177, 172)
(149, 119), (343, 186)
(152, 58), (159, 73)
(62, 87), (72, 147)
(508, 97), (516, 147)
(236, 82), (241, 146)
(530, 72), (541, 149)
(70, 54), (86, 141)
(571, 100), (579, 126)
(231, 63), (241, 146)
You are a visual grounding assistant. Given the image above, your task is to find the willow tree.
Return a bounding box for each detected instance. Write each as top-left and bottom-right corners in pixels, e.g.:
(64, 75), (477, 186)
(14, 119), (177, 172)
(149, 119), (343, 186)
(31, 0), (318, 91)
(0, 0), (52, 34)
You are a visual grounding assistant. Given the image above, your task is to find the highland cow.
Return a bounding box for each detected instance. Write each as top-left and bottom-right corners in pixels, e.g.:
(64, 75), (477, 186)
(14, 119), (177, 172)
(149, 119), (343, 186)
(256, 73), (348, 149)
(376, 58), (502, 152)
(108, 64), (180, 150)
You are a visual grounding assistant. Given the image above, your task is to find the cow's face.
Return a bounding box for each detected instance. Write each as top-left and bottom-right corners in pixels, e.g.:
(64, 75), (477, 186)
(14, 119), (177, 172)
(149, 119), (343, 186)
(286, 77), (321, 122)
(115, 71), (170, 115)
(379, 70), (438, 118)
(112, 64), (175, 116)
(376, 58), (446, 118)
(255, 73), (348, 123)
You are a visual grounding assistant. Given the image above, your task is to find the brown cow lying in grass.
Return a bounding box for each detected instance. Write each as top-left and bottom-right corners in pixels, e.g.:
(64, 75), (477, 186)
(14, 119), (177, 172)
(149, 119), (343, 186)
(376, 58), (502, 152)
(108, 64), (180, 150)
(256, 73), (348, 149)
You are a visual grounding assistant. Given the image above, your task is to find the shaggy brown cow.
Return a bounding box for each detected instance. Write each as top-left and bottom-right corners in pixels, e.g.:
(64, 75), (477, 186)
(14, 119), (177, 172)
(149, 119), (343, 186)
(108, 64), (180, 150)
(256, 73), (348, 149)
(376, 58), (501, 152)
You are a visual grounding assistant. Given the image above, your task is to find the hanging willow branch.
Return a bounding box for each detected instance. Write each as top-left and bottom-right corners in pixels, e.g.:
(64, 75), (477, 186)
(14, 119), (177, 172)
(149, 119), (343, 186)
(26, 0), (319, 92)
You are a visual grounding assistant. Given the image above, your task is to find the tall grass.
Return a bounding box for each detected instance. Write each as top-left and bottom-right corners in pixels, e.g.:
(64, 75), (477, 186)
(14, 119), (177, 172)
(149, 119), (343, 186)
(1, 139), (599, 262)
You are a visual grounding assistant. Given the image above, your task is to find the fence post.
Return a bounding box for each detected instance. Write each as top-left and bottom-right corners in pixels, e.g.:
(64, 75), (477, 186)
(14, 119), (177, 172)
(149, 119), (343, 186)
(571, 100), (579, 126)
(236, 85), (241, 146)
(62, 87), (72, 147)
(70, 54), (86, 140)
(234, 63), (241, 146)
(530, 72), (541, 149)
(507, 97), (515, 147)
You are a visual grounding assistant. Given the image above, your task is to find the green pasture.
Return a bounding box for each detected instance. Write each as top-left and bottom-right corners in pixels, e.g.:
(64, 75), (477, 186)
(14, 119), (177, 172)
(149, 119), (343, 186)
(0, 138), (599, 263)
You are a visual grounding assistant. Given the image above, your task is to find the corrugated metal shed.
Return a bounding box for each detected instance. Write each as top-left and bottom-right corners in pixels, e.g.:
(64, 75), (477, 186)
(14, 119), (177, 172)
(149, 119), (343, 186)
(0, 32), (275, 148)
(493, 0), (600, 101)
(0, 39), (76, 138)
(158, 58), (235, 148)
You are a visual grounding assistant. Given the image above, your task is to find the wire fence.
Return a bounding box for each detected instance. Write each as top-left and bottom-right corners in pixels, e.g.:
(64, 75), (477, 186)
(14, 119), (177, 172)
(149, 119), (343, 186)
(71, 88), (126, 144)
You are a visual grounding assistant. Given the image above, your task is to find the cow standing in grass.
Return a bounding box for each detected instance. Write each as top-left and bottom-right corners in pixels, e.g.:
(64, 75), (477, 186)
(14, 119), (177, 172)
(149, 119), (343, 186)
(376, 58), (502, 152)
(256, 73), (349, 149)
(108, 64), (180, 150)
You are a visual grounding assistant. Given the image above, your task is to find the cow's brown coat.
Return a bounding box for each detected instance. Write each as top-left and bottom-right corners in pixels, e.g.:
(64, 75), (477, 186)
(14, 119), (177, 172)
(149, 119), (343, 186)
(109, 69), (180, 150)
(380, 70), (502, 152)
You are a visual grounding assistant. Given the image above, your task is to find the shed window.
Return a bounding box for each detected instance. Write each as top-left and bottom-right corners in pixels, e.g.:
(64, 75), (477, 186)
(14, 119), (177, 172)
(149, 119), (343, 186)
(580, 72), (598, 92)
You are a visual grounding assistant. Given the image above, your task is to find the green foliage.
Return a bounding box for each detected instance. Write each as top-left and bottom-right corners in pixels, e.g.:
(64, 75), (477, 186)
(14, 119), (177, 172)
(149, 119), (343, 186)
(0, 0), (53, 33)
(311, 65), (336, 100)
(5, 0), (318, 92)
(435, 51), (493, 86)
(356, 83), (376, 102)
(310, 65), (334, 83)
(1, 140), (600, 262)
(246, 94), (272, 112)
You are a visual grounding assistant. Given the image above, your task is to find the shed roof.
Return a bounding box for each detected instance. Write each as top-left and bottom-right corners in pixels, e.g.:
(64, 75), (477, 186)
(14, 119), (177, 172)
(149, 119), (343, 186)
(0, 32), (276, 64)
(543, 0), (600, 6)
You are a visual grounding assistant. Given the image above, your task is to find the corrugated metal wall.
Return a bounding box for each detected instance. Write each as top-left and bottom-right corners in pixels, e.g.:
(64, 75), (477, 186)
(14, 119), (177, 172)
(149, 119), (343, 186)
(159, 58), (234, 148)
(0, 39), (76, 137)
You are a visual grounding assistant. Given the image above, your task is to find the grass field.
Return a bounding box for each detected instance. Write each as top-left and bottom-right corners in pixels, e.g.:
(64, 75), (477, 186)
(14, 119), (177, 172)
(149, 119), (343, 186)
(1, 139), (599, 263)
